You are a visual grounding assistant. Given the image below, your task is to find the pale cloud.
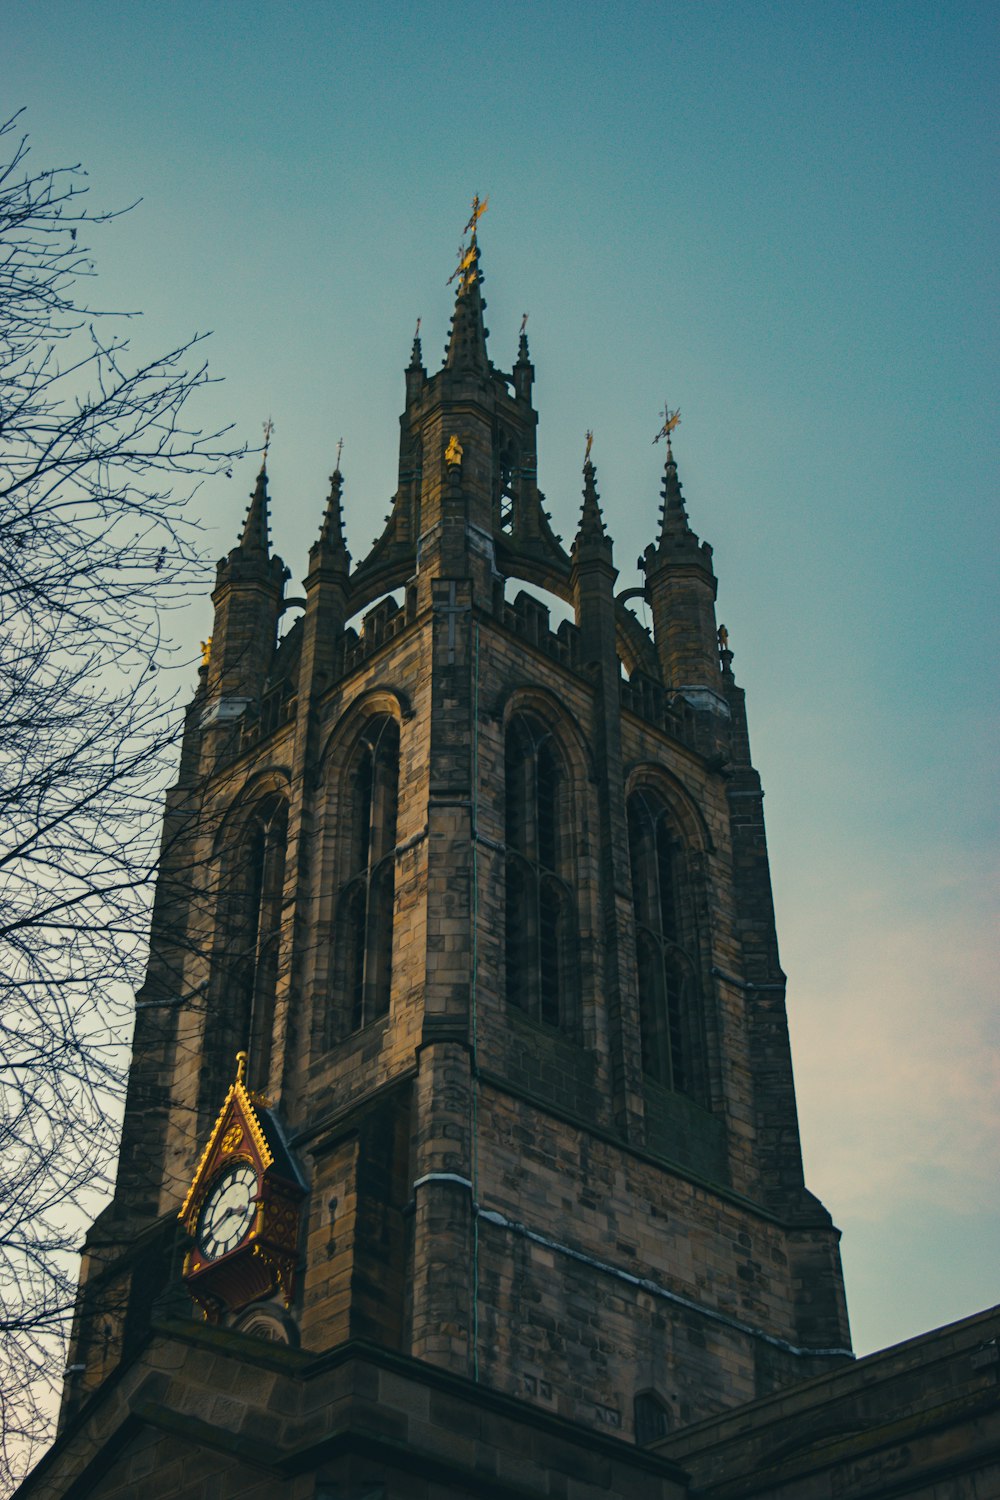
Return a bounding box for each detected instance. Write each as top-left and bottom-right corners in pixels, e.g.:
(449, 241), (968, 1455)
(787, 849), (999, 1220)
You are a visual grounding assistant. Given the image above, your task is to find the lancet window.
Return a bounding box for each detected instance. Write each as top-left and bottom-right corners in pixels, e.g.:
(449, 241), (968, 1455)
(627, 789), (700, 1095)
(335, 715), (399, 1032)
(229, 793), (288, 1091)
(504, 714), (575, 1028)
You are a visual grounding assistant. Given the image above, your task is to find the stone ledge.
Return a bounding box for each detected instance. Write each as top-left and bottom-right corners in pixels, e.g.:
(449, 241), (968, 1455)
(20, 1330), (690, 1500)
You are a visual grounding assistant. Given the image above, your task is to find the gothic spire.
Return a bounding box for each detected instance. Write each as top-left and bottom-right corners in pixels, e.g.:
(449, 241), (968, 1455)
(315, 451), (350, 565)
(516, 312), (531, 366)
(573, 434), (613, 559)
(239, 458), (272, 556)
(658, 436), (692, 543)
(409, 317), (423, 370)
(444, 195), (490, 372)
(513, 311), (534, 402)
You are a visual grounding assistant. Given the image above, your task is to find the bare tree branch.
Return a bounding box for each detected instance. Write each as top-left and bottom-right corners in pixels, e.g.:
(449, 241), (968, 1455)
(0, 111), (245, 1494)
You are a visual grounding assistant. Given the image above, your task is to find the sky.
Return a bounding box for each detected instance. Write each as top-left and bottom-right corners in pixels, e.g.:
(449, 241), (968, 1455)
(5, 0), (997, 1359)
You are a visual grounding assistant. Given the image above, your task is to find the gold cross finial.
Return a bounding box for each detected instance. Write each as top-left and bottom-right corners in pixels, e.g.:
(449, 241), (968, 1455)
(336, 437), (344, 470)
(464, 193), (488, 238)
(584, 429), (594, 463)
(262, 416), (274, 459)
(653, 404), (681, 445)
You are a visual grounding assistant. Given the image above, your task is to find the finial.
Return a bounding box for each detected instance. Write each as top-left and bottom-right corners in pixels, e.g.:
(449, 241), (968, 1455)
(261, 416), (274, 471)
(199, 636), (212, 669)
(445, 199), (490, 367)
(335, 436), (344, 473)
(653, 403), (681, 445)
(235, 1051), (247, 1086)
(408, 318), (424, 376)
(447, 196), (488, 294)
(520, 312), (528, 337)
(445, 434), (464, 468)
(584, 428), (594, 466)
(464, 192), (488, 240)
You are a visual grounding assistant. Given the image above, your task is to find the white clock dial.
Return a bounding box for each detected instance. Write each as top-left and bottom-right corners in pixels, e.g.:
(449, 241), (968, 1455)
(197, 1162), (259, 1259)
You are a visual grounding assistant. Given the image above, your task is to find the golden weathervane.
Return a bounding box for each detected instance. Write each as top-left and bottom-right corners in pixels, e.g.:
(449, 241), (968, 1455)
(653, 404), (681, 445)
(464, 193), (488, 236)
(448, 194), (489, 293)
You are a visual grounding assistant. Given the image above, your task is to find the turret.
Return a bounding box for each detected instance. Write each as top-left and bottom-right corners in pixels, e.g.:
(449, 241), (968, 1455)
(513, 314), (533, 402)
(405, 318), (426, 405)
(405, 196), (501, 608)
(302, 461), (352, 684)
(641, 434), (724, 710)
(570, 444), (617, 667)
(203, 457), (289, 725)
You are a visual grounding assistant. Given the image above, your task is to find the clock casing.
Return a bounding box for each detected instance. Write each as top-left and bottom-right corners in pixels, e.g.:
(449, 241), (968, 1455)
(178, 1055), (305, 1322)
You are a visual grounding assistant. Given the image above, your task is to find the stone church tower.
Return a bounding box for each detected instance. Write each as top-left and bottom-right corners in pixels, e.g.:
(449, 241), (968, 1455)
(34, 219), (869, 1499)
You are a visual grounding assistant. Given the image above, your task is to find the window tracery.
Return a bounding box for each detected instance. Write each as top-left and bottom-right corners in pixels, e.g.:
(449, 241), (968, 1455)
(334, 714), (399, 1032)
(504, 713), (575, 1028)
(228, 793), (288, 1092)
(627, 788), (700, 1095)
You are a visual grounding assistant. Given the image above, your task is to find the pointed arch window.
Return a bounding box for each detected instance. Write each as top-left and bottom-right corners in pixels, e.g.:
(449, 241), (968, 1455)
(627, 790), (700, 1096)
(230, 794), (287, 1092)
(335, 715), (399, 1033)
(504, 714), (576, 1028)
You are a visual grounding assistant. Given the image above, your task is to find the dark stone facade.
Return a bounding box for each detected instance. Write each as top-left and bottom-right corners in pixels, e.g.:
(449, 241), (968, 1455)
(20, 230), (996, 1498)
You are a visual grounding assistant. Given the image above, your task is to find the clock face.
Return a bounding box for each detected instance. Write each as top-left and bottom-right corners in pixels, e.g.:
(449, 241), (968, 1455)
(196, 1162), (259, 1259)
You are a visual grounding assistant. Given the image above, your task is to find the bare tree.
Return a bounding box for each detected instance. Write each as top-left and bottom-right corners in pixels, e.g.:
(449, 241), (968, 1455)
(0, 112), (243, 1492)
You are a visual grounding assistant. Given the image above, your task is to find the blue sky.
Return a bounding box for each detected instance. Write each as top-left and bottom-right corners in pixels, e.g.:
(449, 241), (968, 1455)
(6, 1), (997, 1356)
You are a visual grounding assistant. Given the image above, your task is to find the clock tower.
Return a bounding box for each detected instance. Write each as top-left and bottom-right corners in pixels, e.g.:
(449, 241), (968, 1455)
(38, 211), (858, 1499)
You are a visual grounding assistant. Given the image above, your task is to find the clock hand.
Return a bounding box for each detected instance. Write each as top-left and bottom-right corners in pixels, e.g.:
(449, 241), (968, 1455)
(217, 1194), (256, 1229)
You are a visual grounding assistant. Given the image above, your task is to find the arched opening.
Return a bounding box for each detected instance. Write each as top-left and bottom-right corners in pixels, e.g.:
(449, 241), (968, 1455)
(627, 788), (701, 1097)
(333, 714), (399, 1034)
(226, 793), (288, 1092)
(504, 714), (576, 1030)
